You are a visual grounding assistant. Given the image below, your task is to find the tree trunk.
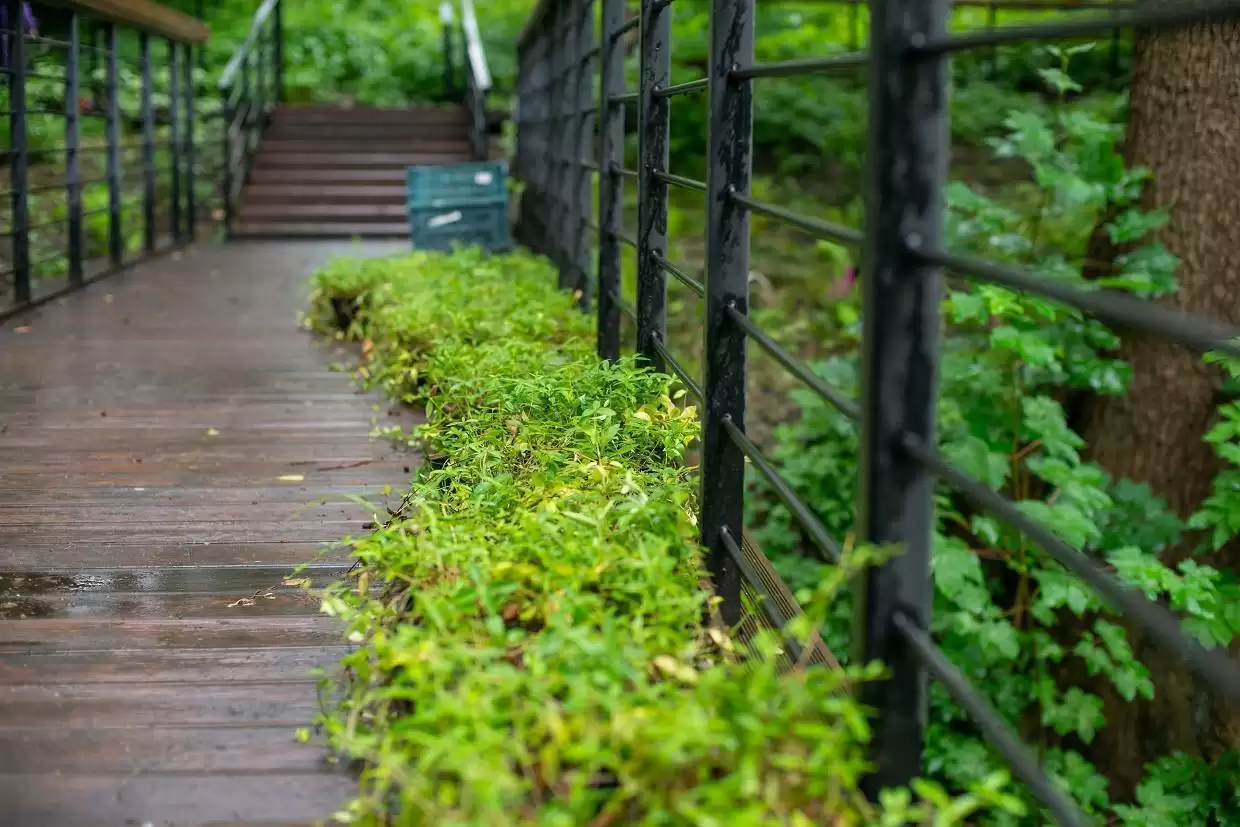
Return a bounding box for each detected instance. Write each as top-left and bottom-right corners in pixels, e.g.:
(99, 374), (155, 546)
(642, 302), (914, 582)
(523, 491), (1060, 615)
(1080, 18), (1240, 798)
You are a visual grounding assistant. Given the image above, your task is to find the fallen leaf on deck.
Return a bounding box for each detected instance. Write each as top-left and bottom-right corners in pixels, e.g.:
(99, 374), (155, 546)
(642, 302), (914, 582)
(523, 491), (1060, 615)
(227, 597), (255, 608)
(14, 326), (31, 334)
(205, 428), (220, 436)
(278, 474), (305, 482)
(282, 578), (310, 587)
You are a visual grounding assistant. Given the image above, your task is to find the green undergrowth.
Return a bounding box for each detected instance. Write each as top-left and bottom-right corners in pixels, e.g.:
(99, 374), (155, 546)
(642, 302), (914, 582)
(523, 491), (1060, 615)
(304, 248), (1021, 826)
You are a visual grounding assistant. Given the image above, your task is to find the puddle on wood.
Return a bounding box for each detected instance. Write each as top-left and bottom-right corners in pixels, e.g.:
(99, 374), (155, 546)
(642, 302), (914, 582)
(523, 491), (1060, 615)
(0, 597), (54, 619)
(0, 572), (110, 596)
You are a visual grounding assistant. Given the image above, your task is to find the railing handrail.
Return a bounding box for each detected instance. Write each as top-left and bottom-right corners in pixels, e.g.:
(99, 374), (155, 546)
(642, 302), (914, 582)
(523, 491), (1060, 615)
(45, 0), (209, 43)
(512, 0), (1240, 822)
(217, 0), (279, 89)
(459, 0), (491, 92)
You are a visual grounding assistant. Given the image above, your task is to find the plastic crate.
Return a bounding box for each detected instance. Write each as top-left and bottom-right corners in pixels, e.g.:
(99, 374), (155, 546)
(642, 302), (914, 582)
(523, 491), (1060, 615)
(407, 161), (511, 252)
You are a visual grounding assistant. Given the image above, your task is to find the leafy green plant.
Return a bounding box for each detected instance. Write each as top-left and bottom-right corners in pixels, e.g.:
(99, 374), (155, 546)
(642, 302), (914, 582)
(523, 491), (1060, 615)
(744, 57), (1240, 824)
(303, 247), (1023, 825)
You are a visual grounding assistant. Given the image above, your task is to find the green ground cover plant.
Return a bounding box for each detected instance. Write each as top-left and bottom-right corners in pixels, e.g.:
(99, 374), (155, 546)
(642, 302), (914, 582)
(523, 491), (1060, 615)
(303, 248), (1023, 826)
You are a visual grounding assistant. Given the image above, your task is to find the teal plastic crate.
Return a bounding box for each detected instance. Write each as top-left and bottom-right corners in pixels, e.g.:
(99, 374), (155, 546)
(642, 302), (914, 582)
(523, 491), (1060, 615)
(407, 161), (511, 252)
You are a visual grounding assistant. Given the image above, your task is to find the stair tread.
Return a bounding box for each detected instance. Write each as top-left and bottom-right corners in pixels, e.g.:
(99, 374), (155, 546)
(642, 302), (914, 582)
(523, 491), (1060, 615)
(244, 184), (408, 204)
(239, 203), (408, 219)
(260, 140), (470, 153)
(232, 221), (411, 238)
(253, 151), (473, 167)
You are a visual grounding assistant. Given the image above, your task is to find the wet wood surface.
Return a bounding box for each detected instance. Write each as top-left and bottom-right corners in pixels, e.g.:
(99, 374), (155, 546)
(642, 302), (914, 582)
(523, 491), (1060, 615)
(0, 240), (417, 826)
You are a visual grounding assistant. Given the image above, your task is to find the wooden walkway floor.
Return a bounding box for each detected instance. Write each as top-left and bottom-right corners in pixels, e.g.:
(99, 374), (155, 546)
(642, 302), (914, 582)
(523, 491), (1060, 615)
(0, 241), (415, 826)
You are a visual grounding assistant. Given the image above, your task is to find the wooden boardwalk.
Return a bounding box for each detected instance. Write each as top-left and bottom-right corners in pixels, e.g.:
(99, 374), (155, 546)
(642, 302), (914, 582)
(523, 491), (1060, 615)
(0, 241), (415, 826)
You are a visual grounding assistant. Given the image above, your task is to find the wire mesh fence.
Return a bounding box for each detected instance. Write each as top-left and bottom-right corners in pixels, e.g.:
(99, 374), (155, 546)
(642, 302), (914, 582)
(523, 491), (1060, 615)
(511, 0), (1240, 821)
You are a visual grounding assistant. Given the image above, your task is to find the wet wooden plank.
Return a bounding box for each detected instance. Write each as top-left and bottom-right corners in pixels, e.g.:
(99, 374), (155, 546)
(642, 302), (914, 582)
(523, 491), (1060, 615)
(0, 241), (415, 821)
(0, 591), (324, 621)
(0, 683), (322, 728)
(0, 727), (333, 774)
(0, 565), (348, 593)
(0, 616), (343, 653)
(0, 646), (345, 684)
(0, 774), (355, 826)
(0, 543), (353, 568)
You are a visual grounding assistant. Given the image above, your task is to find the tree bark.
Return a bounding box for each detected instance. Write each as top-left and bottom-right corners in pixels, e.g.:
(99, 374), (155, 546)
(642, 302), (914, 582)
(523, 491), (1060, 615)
(1080, 17), (1240, 798)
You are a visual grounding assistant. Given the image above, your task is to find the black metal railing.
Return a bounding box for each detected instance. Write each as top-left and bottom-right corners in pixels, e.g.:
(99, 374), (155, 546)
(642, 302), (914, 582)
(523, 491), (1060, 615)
(216, 0), (280, 238)
(441, 0), (492, 160)
(512, 0), (1240, 822)
(2, 0), (210, 319)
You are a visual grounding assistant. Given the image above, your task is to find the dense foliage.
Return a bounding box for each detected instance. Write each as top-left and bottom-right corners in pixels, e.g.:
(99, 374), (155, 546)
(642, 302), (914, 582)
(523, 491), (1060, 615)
(303, 248), (1027, 826)
(743, 50), (1240, 826)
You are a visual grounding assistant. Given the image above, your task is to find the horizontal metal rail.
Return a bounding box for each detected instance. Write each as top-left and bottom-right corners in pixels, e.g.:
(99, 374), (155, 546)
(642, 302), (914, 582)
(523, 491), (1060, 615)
(649, 333), (703, 401)
(652, 169), (706, 193)
(918, 247), (1240, 359)
(726, 304), (860, 420)
(731, 52), (867, 79)
(652, 253), (705, 297)
(722, 415), (843, 562)
(913, 0), (1240, 54)
(730, 190), (865, 246)
(510, 0), (1240, 817)
(653, 76), (708, 97)
(893, 613), (1090, 827)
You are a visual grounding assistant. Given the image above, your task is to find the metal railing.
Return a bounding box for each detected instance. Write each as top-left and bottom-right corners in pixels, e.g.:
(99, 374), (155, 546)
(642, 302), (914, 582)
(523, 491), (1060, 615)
(2, 0), (210, 319)
(512, 0), (1240, 821)
(216, 0), (280, 237)
(442, 0), (492, 160)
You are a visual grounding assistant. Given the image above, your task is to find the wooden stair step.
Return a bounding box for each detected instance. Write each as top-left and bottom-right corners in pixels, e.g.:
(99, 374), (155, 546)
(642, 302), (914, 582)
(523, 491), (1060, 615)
(263, 123), (472, 140)
(231, 221), (411, 238)
(247, 168), (410, 185)
(271, 105), (468, 124)
(260, 139), (471, 155)
(239, 203), (408, 221)
(244, 184), (408, 205)
(253, 151), (473, 168)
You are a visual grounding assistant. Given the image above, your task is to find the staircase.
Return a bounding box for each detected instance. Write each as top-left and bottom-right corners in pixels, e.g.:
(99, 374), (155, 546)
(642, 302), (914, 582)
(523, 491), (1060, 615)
(232, 105), (476, 238)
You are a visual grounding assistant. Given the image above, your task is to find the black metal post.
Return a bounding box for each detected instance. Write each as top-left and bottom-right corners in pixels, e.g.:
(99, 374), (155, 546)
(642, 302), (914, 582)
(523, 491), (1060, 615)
(987, 2), (998, 79)
(514, 47), (527, 182)
(855, 0), (949, 798)
(534, 35), (552, 255)
(169, 38), (183, 240)
(105, 23), (122, 267)
(273, 0), (284, 103)
(66, 11), (83, 283)
(521, 36), (550, 253)
(550, 1), (569, 284)
(240, 49), (252, 152)
(195, 0), (206, 70)
(597, 0), (624, 360)
(140, 32), (156, 254)
(441, 1), (454, 99)
(255, 25), (266, 118)
(636, 0), (670, 369)
(700, 0), (753, 627)
(6, 0), (29, 303)
(568, 0), (593, 304)
(184, 41), (196, 239)
(222, 100), (234, 238)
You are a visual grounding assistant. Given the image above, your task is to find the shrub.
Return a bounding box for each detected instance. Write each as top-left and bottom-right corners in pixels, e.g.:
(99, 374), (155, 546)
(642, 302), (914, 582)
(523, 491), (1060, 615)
(304, 247), (1020, 825)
